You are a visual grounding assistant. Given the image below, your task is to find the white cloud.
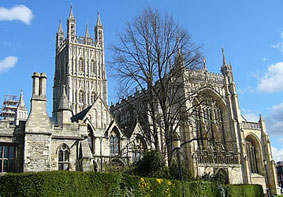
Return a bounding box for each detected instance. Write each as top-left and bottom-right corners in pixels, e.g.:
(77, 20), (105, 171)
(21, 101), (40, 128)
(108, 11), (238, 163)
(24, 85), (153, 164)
(262, 57), (268, 62)
(257, 62), (283, 93)
(0, 5), (33, 25)
(272, 147), (283, 162)
(0, 56), (18, 73)
(243, 113), (259, 122)
(272, 42), (283, 52)
(265, 102), (283, 136)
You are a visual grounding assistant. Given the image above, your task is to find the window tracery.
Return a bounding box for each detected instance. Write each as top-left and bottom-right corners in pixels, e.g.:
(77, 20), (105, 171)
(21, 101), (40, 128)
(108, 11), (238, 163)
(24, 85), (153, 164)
(246, 137), (259, 173)
(58, 144), (70, 171)
(110, 130), (119, 155)
(195, 97), (225, 151)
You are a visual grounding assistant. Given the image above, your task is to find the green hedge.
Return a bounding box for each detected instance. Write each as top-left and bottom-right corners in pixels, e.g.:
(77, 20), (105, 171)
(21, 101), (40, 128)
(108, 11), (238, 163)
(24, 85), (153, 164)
(0, 171), (263, 197)
(226, 184), (264, 197)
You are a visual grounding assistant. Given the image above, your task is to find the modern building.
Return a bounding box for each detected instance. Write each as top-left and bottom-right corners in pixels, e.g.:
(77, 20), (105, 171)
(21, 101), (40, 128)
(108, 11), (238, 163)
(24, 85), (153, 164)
(0, 6), (280, 195)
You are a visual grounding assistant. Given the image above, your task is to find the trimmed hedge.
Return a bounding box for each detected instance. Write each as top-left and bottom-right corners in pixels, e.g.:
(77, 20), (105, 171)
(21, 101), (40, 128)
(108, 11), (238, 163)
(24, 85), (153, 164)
(0, 171), (263, 197)
(226, 184), (264, 197)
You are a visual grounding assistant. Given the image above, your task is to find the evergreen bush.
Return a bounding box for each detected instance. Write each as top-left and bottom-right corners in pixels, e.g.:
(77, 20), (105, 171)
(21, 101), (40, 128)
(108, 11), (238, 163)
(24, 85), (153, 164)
(0, 171), (264, 197)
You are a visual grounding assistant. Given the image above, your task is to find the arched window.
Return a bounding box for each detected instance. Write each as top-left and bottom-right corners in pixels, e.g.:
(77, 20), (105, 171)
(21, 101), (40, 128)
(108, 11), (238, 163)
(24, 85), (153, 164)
(132, 136), (146, 162)
(110, 130), (120, 155)
(94, 61), (97, 76)
(246, 136), (259, 173)
(88, 125), (95, 154)
(79, 91), (84, 104)
(58, 144), (70, 171)
(194, 96), (225, 152)
(79, 58), (84, 72)
(91, 92), (95, 104)
(90, 60), (95, 74)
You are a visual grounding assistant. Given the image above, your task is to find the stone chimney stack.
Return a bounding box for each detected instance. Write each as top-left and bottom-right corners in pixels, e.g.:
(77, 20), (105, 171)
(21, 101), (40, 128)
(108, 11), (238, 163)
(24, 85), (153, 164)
(24, 72), (52, 172)
(26, 72), (51, 132)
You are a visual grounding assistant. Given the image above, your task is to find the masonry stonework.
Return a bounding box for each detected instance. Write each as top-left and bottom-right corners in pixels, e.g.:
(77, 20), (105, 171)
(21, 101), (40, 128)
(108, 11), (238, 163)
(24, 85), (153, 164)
(0, 6), (280, 196)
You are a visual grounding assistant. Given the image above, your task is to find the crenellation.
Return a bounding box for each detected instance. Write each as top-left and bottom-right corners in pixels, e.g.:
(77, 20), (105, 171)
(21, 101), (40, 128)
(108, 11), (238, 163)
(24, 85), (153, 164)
(0, 6), (280, 195)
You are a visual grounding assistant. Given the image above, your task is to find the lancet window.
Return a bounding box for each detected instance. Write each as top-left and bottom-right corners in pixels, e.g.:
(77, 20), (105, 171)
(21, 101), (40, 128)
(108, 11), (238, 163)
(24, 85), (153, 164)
(246, 137), (259, 173)
(110, 130), (120, 155)
(79, 58), (84, 72)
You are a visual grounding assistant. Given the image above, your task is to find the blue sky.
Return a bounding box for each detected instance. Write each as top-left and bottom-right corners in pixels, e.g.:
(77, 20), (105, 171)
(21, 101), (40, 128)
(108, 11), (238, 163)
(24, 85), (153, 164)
(1, 0), (283, 160)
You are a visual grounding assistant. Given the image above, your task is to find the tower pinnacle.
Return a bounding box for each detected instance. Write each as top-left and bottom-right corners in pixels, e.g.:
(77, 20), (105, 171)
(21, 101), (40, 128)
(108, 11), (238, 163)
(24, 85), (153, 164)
(18, 89), (26, 108)
(96, 11), (102, 26)
(222, 48), (227, 66)
(69, 4), (75, 20)
(85, 24), (90, 38)
(58, 19), (63, 33)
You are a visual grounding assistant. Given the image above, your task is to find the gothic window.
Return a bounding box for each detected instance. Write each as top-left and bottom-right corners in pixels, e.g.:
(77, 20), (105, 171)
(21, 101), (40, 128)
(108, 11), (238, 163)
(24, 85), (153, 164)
(79, 90), (84, 104)
(110, 130), (120, 155)
(132, 136), (146, 162)
(195, 97), (225, 151)
(79, 58), (84, 72)
(94, 61), (97, 76)
(0, 144), (15, 172)
(246, 137), (259, 173)
(90, 60), (95, 74)
(88, 125), (95, 154)
(58, 144), (70, 171)
(98, 31), (102, 44)
(98, 62), (101, 77)
(91, 92), (95, 104)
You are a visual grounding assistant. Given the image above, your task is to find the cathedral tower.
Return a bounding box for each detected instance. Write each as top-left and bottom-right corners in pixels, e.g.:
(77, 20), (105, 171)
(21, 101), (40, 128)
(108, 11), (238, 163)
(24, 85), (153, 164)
(53, 6), (108, 120)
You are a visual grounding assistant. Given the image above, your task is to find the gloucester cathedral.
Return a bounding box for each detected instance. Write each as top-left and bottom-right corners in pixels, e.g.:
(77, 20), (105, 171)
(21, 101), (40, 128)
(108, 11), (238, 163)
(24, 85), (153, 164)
(0, 6), (280, 195)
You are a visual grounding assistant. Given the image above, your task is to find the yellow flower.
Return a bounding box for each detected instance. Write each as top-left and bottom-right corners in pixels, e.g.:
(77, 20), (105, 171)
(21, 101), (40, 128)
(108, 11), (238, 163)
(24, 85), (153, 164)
(168, 180), (172, 186)
(156, 178), (163, 184)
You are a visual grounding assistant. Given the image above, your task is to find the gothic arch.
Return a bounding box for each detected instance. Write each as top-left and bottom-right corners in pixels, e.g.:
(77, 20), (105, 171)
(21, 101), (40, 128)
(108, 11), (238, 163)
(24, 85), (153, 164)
(109, 126), (120, 155)
(245, 134), (264, 174)
(194, 87), (227, 110)
(193, 87), (228, 152)
(215, 168), (229, 184)
(79, 57), (84, 72)
(56, 143), (71, 154)
(57, 143), (71, 171)
(87, 124), (96, 154)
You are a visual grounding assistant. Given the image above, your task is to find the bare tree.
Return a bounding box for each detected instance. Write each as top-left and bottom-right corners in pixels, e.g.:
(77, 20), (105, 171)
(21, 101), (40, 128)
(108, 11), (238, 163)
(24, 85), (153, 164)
(110, 7), (203, 165)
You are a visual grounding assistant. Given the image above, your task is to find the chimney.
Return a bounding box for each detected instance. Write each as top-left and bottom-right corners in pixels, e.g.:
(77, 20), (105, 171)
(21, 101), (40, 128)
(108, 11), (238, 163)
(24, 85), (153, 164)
(32, 72), (40, 97)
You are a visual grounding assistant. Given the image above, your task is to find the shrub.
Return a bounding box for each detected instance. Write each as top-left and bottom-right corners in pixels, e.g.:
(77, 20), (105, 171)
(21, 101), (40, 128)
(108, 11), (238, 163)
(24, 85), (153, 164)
(169, 160), (192, 181)
(129, 150), (169, 178)
(0, 171), (264, 197)
(226, 184), (264, 197)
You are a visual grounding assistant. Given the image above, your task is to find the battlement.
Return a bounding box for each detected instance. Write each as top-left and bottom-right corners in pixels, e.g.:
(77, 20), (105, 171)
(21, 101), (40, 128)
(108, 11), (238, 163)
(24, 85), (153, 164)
(186, 69), (224, 85)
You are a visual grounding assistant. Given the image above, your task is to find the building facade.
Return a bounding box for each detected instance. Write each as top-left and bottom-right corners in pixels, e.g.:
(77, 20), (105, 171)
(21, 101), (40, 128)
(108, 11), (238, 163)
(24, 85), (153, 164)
(0, 6), (280, 195)
(277, 161), (283, 193)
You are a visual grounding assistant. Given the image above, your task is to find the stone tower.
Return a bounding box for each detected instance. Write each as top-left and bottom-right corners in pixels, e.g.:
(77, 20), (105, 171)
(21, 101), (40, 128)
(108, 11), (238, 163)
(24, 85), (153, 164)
(53, 6), (107, 121)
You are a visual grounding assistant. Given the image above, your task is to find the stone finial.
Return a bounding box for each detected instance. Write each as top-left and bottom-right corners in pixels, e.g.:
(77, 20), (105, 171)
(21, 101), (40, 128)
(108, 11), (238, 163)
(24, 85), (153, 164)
(222, 48), (227, 66)
(203, 57), (207, 71)
(259, 114), (264, 122)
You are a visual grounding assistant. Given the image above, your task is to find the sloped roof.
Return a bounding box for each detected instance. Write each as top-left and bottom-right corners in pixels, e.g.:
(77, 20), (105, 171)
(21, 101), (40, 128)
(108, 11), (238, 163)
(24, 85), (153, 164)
(71, 105), (92, 122)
